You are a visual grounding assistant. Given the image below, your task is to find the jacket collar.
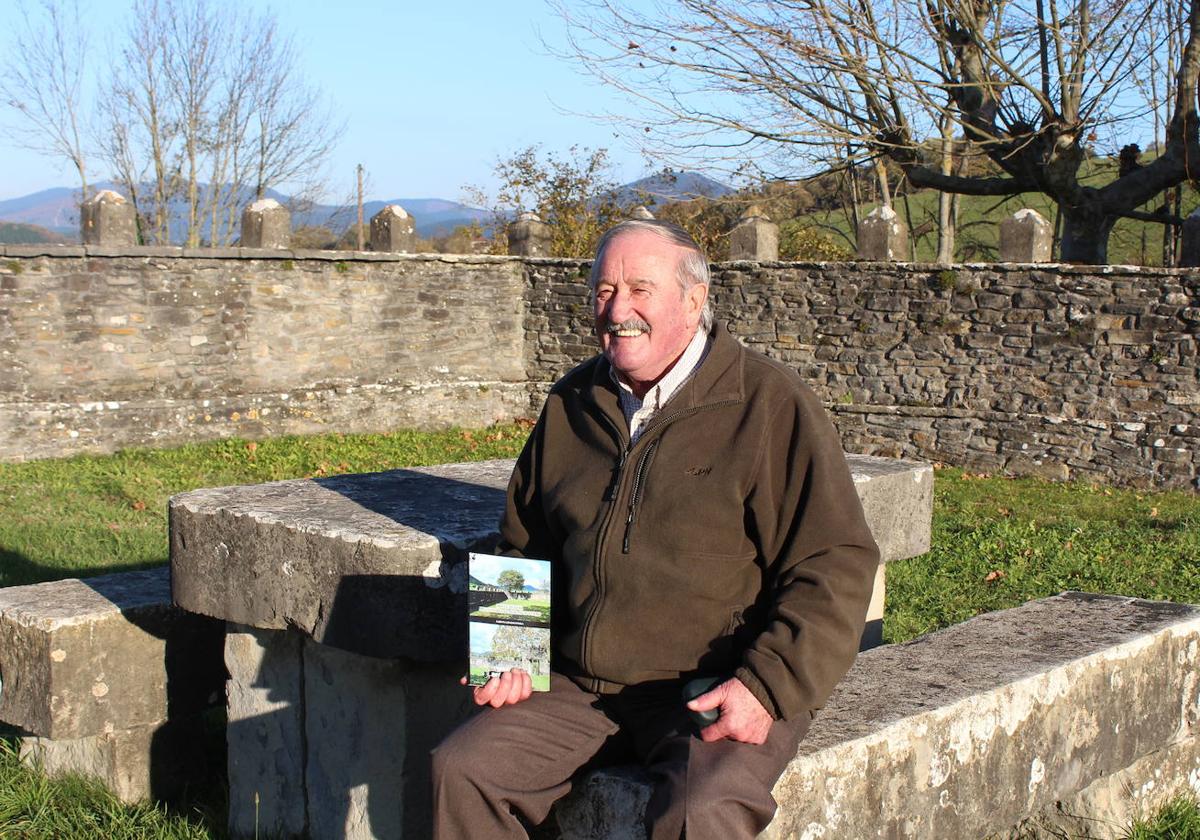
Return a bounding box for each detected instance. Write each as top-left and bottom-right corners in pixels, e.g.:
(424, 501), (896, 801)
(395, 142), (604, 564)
(585, 321), (745, 427)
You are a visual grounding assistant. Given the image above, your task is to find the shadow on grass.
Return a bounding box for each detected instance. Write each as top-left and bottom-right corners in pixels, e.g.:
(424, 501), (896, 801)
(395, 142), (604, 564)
(0, 546), (169, 588)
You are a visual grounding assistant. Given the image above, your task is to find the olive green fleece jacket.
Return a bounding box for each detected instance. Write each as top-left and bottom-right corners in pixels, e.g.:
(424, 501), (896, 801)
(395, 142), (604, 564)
(499, 322), (880, 721)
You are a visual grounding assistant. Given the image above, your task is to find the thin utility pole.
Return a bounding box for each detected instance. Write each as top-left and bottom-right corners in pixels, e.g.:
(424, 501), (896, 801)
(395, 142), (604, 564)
(356, 164), (365, 250)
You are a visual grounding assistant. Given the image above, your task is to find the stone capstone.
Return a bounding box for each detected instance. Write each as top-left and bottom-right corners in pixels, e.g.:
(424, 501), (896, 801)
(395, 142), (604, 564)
(370, 204), (417, 253)
(1000, 208), (1054, 263)
(553, 593), (1200, 839)
(1181, 206), (1200, 267)
(240, 199), (291, 248)
(728, 212), (779, 261)
(508, 212), (553, 257)
(80, 190), (137, 246)
(857, 205), (910, 261)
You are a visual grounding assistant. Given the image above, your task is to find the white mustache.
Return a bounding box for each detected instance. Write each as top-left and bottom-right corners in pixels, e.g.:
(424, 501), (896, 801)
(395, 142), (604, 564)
(607, 318), (651, 333)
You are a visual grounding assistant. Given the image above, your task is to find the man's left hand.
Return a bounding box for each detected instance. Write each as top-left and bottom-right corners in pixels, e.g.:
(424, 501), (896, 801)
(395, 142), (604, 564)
(687, 677), (773, 744)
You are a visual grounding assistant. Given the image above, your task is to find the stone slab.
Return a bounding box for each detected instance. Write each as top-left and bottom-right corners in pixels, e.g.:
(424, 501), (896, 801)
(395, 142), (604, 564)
(555, 593), (1200, 839)
(302, 638), (471, 839)
(225, 624), (473, 839)
(0, 566), (223, 739)
(848, 456), (933, 563)
(1013, 734), (1200, 838)
(172, 460), (513, 661)
(171, 456), (931, 661)
(225, 624), (306, 838)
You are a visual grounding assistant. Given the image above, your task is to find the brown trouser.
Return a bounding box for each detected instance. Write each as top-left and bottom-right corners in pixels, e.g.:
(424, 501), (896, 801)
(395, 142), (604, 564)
(431, 673), (809, 840)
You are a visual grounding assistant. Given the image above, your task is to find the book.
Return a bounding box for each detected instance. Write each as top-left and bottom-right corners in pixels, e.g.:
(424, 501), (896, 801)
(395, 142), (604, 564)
(467, 552), (552, 691)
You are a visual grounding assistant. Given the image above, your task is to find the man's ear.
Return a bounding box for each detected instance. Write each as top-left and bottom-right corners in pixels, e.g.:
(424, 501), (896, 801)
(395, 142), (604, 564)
(685, 282), (708, 327)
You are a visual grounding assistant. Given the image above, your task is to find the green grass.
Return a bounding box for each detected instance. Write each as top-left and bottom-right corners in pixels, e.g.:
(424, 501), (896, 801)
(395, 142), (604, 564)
(1124, 796), (1200, 839)
(885, 467), (1200, 643)
(0, 423), (532, 588)
(0, 738), (218, 839)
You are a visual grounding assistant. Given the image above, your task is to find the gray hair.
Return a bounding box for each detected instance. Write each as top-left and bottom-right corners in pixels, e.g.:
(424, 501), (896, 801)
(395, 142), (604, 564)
(588, 219), (714, 333)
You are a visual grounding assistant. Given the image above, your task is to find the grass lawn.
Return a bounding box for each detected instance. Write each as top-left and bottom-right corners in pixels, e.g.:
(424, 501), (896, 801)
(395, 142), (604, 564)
(1, 427), (1199, 837)
(886, 466), (1200, 643)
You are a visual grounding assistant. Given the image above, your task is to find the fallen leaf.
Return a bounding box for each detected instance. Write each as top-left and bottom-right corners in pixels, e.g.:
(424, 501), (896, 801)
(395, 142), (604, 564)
(985, 570), (1005, 582)
(246, 441), (258, 454)
(131, 500), (146, 511)
(1150, 507), (1159, 518)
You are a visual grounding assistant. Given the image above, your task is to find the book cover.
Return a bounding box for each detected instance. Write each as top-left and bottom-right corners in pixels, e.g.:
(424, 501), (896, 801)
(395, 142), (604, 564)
(467, 552), (552, 691)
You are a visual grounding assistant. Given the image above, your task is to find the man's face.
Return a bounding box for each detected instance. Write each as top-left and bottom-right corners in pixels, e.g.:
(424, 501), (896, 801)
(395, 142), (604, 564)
(592, 229), (707, 395)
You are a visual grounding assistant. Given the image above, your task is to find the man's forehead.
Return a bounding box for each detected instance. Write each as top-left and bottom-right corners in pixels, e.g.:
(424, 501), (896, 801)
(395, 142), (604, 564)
(595, 232), (684, 279)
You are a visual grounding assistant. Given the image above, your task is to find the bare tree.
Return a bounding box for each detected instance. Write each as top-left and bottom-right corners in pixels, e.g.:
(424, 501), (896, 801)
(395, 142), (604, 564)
(0, 0), (91, 202)
(91, 0), (343, 246)
(101, 0), (181, 244)
(555, 0), (1199, 264)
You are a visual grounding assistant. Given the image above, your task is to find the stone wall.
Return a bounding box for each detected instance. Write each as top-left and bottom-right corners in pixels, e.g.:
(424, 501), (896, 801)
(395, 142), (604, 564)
(522, 260), (1200, 489)
(0, 248), (528, 460)
(3, 246), (1197, 487)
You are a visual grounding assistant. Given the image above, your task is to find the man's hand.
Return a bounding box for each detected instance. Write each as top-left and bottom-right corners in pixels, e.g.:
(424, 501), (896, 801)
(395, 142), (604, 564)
(459, 669), (533, 708)
(687, 677), (773, 744)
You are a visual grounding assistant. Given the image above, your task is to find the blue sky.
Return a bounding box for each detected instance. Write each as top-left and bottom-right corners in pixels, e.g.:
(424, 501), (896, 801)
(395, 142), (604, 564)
(0, 0), (659, 203)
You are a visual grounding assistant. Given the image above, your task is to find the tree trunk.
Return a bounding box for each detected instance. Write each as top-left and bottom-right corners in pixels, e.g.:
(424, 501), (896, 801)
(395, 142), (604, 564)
(1058, 205), (1117, 264)
(873, 158), (892, 207)
(936, 128), (956, 264)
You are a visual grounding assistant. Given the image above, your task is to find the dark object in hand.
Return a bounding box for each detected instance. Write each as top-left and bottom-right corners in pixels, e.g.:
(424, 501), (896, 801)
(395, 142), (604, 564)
(682, 676), (723, 728)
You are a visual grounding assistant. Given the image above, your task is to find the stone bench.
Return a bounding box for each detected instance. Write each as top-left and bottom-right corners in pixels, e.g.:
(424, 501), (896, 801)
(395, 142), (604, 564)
(0, 567), (224, 801)
(554, 593), (1200, 839)
(169, 454), (932, 838)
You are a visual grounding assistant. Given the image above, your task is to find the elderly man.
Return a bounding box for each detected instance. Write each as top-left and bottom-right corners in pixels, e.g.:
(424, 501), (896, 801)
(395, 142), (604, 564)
(432, 220), (878, 839)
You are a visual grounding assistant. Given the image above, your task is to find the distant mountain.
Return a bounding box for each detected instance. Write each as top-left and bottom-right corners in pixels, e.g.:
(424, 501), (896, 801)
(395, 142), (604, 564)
(614, 171), (733, 208)
(0, 220), (74, 245)
(0, 171), (732, 243)
(0, 185), (485, 241)
(0, 187), (82, 238)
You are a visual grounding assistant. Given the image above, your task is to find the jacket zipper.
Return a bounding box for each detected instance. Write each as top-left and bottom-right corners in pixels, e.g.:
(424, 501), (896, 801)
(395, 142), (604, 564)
(580, 397), (740, 675)
(622, 440), (658, 553)
(580, 411), (628, 674)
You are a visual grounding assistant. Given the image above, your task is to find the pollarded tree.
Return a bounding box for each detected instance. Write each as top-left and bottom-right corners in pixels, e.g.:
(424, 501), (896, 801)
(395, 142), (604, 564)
(496, 569), (527, 596)
(555, 0), (1200, 264)
(489, 625), (547, 675)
